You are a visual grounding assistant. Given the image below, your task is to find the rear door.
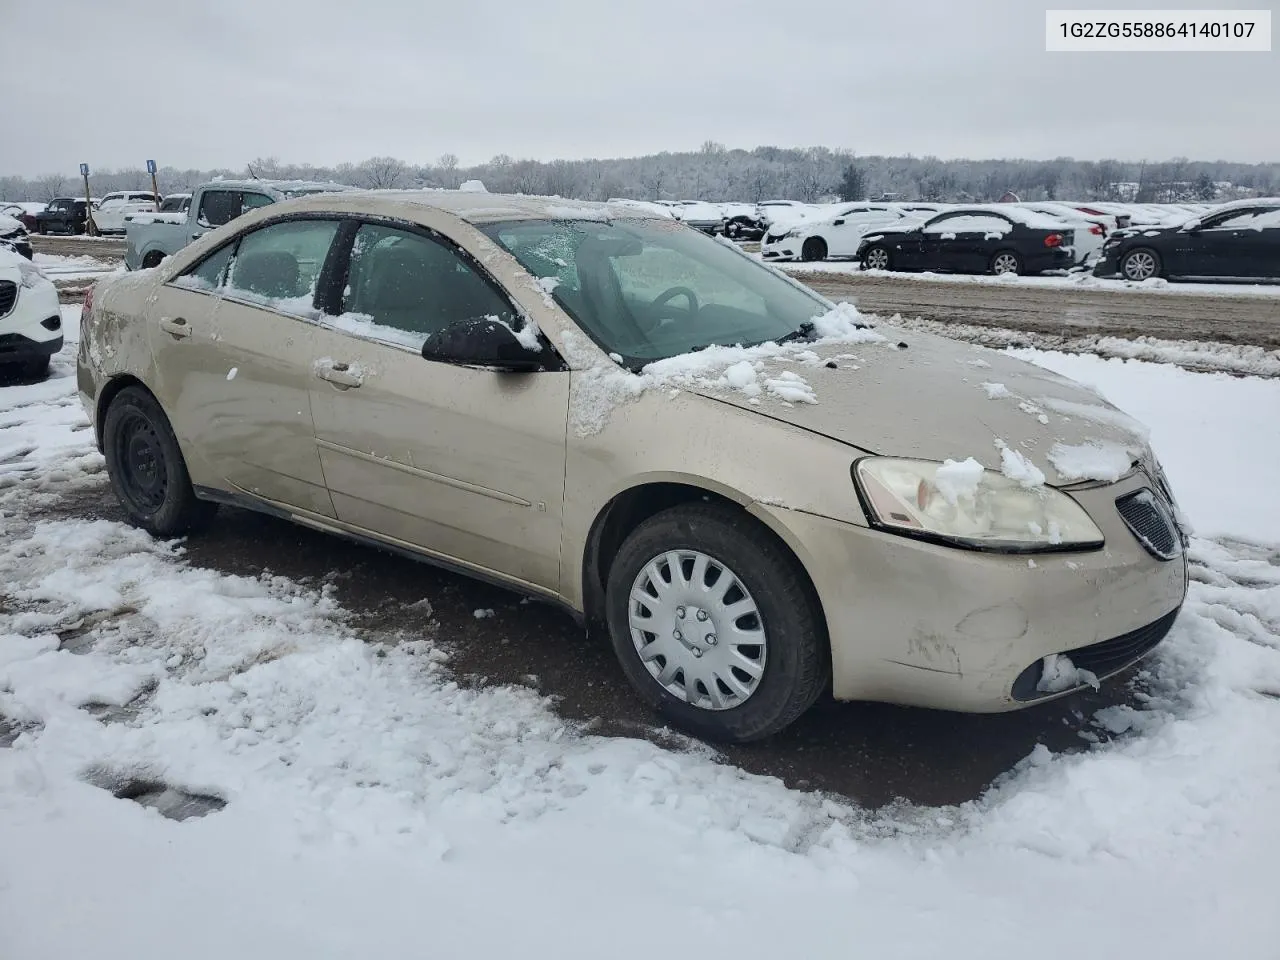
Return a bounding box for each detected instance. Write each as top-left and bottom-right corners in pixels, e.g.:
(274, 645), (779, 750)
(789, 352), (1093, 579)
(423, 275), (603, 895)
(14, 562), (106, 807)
(827, 206), (893, 257)
(148, 216), (342, 516)
(306, 220), (570, 592)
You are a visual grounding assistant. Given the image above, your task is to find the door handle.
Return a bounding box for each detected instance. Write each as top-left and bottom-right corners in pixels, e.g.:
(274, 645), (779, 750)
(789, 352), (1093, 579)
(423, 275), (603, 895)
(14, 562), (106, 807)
(191, 232), (202, 240)
(158, 316), (191, 339)
(315, 360), (363, 389)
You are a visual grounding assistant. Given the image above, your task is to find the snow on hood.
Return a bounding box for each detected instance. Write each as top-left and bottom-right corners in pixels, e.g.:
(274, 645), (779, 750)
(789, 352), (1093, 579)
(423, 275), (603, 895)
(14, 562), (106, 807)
(682, 319), (1152, 487)
(0, 213), (24, 234)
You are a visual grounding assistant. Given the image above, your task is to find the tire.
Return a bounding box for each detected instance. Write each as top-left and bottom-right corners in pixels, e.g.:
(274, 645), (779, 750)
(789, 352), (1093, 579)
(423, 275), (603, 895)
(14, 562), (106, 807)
(141, 250), (164, 269)
(605, 503), (829, 743)
(800, 237), (827, 262)
(861, 245), (891, 271)
(1121, 247), (1162, 282)
(103, 386), (216, 537)
(36, 221), (47, 236)
(990, 250), (1022, 275)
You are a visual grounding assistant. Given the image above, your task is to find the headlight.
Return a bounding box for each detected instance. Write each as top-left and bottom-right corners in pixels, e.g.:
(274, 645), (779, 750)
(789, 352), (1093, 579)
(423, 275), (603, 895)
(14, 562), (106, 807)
(853, 457), (1104, 552)
(17, 257), (47, 289)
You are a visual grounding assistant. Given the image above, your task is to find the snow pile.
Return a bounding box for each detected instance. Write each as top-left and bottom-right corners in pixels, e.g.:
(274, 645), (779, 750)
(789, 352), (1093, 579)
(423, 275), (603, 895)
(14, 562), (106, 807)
(996, 441), (1046, 488)
(1047, 440), (1134, 483)
(1036, 654), (1100, 694)
(933, 457), (984, 504)
(564, 303), (887, 435)
(981, 381), (1010, 398)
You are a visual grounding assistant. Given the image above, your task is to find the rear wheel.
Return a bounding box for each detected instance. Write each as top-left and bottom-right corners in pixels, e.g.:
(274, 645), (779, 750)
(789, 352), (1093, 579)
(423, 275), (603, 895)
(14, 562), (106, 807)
(800, 237), (828, 262)
(605, 503), (828, 743)
(103, 386), (216, 537)
(141, 250), (165, 269)
(990, 250), (1022, 275)
(36, 221), (47, 236)
(862, 245), (891, 270)
(1121, 247), (1162, 282)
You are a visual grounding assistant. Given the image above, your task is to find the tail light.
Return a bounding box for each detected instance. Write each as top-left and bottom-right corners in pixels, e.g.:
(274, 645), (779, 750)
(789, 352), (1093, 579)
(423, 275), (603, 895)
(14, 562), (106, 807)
(82, 284), (95, 315)
(1089, 224), (1104, 236)
(1044, 234), (1064, 247)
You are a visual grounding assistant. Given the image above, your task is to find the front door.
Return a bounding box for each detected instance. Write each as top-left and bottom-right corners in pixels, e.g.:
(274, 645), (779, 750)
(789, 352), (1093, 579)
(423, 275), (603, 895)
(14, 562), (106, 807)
(307, 220), (569, 592)
(149, 217), (341, 517)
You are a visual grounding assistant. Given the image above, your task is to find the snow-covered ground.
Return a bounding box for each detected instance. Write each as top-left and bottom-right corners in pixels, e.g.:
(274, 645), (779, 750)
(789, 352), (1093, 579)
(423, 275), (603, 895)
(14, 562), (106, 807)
(782, 260), (1280, 297)
(33, 252), (120, 284)
(1, 310), (1278, 958)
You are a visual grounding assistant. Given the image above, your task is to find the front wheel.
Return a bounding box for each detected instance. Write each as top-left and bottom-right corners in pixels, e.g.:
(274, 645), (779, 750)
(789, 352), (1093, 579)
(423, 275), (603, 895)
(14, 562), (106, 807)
(1121, 247), (1162, 282)
(605, 504), (828, 742)
(103, 386), (216, 536)
(801, 237), (827, 262)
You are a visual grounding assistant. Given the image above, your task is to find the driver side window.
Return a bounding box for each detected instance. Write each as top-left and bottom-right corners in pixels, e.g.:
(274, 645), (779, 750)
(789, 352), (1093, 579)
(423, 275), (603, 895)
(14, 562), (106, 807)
(333, 223), (519, 351)
(1203, 210), (1260, 231)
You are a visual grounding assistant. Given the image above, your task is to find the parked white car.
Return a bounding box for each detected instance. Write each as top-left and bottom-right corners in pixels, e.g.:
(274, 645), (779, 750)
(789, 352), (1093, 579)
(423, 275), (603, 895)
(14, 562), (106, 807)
(0, 248), (62, 377)
(761, 203), (943, 262)
(93, 191), (161, 234)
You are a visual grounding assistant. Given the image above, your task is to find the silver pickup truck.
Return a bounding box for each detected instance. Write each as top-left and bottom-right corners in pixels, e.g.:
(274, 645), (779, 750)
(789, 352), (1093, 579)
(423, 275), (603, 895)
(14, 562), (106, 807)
(124, 178), (354, 270)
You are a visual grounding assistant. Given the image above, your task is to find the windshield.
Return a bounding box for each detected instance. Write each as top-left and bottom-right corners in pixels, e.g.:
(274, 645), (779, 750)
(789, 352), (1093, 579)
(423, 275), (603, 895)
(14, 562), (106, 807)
(481, 218), (832, 364)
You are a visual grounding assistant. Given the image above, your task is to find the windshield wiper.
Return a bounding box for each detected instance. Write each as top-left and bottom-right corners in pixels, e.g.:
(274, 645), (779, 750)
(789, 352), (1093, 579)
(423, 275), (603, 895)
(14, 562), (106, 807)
(775, 320), (816, 344)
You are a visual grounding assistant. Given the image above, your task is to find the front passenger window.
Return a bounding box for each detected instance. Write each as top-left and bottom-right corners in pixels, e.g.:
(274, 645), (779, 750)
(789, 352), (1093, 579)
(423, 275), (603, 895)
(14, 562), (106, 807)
(335, 224), (519, 350)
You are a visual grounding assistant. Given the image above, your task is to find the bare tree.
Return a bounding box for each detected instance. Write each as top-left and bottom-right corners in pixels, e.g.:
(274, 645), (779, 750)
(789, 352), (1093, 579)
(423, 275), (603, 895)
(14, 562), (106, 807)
(643, 167), (667, 200)
(356, 156), (409, 189)
(39, 175), (67, 199)
(437, 153), (460, 189)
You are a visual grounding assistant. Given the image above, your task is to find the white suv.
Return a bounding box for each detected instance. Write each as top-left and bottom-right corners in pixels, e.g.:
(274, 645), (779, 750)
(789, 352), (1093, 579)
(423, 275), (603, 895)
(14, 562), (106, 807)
(0, 249), (62, 377)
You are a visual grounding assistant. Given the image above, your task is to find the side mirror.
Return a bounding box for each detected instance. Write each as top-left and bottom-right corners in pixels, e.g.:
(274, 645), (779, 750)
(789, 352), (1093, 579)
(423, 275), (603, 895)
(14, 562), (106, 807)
(421, 317), (544, 372)
(833, 218), (846, 226)
(1180, 220), (1201, 233)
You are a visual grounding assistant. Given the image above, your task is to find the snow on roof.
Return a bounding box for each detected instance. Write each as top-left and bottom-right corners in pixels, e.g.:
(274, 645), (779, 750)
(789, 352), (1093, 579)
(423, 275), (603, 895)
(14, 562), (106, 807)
(283, 189), (669, 226)
(197, 178), (357, 194)
(951, 205), (1074, 229)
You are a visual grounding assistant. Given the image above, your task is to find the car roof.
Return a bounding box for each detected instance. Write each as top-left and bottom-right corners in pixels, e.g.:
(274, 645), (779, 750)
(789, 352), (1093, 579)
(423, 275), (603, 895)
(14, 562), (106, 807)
(273, 189), (666, 225)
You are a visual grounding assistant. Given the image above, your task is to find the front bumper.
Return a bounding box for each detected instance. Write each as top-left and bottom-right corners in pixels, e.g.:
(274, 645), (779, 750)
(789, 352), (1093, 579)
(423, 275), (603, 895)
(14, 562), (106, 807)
(0, 280), (63, 361)
(1093, 249), (1123, 277)
(754, 470), (1188, 711)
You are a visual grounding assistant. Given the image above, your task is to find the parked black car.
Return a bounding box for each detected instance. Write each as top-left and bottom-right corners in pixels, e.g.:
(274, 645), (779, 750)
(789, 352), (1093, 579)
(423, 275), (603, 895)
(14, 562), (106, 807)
(855, 208), (1074, 276)
(0, 211), (33, 259)
(33, 198), (92, 235)
(1093, 200), (1280, 282)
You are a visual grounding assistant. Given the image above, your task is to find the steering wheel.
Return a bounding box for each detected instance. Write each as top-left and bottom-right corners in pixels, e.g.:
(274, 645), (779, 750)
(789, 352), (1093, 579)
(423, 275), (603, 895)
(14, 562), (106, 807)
(650, 285), (700, 318)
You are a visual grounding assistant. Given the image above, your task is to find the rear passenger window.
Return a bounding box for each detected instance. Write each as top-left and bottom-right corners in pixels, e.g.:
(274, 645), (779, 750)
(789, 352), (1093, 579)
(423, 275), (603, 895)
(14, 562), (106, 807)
(332, 224), (517, 350)
(224, 219), (340, 311)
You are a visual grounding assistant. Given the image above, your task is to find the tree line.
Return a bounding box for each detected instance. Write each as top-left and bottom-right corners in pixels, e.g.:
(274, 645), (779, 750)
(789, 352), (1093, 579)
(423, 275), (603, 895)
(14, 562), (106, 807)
(3, 143), (1276, 205)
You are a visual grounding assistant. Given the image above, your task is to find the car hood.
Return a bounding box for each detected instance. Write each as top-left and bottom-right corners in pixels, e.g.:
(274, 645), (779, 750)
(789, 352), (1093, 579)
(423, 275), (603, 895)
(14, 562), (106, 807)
(690, 326), (1152, 487)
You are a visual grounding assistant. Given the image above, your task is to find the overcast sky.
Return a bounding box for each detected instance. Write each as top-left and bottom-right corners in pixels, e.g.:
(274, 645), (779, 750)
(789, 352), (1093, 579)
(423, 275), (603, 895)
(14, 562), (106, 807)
(3, 0), (1276, 177)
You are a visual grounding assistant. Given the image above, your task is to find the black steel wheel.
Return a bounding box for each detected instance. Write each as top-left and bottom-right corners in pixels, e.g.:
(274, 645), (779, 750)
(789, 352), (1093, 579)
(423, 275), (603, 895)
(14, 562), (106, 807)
(103, 386), (216, 536)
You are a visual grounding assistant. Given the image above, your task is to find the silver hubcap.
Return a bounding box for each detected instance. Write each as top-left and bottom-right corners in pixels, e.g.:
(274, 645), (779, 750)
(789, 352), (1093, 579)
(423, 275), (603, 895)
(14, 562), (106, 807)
(628, 550), (767, 711)
(1124, 251), (1156, 280)
(993, 254), (1018, 274)
(866, 248), (889, 269)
